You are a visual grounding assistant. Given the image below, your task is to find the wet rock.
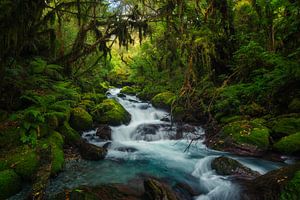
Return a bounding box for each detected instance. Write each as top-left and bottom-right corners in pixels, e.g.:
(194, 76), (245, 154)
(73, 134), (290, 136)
(117, 93), (126, 98)
(143, 178), (178, 200)
(51, 184), (142, 200)
(78, 141), (107, 160)
(96, 125), (112, 140)
(138, 103), (150, 110)
(160, 116), (170, 122)
(173, 182), (199, 200)
(241, 163), (300, 200)
(136, 124), (170, 136)
(103, 142), (112, 149)
(116, 147), (138, 152)
(211, 156), (260, 179)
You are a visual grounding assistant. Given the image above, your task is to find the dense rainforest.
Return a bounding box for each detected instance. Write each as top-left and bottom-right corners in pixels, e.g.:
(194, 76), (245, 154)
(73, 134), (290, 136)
(0, 0), (300, 199)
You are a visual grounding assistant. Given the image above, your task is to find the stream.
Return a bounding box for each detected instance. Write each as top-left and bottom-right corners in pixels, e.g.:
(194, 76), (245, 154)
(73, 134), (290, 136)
(44, 88), (284, 199)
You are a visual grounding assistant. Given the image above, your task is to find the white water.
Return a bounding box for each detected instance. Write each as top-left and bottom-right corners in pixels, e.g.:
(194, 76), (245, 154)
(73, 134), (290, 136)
(80, 88), (282, 200)
(37, 88), (284, 200)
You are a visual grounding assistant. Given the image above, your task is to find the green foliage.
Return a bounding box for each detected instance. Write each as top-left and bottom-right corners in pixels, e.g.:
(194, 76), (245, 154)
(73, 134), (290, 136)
(58, 122), (80, 144)
(120, 86), (141, 95)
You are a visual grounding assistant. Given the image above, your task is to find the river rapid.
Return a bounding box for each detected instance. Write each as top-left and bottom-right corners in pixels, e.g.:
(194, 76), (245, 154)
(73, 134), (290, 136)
(44, 88), (284, 199)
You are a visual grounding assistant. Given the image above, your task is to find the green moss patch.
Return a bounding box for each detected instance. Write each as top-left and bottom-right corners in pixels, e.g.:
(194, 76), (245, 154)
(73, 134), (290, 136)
(120, 86), (141, 95)
(272, 117), (300, 136)
(222, 120), (270, 149)
(151, 91), (175, 110)
(0, 124), (22, 149)
(70, 107), (93, 131)
(81, 93), (106, 104)
(58, 122), (81, 144)
(273, 132), (300, 154)
(92, 99), (131, 126)
(280, 171), (300, 200)
(0, 169), (21, 199)
(0, 146), (39, 180)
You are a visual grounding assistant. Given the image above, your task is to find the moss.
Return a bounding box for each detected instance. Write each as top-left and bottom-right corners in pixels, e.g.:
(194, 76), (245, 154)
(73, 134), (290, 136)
(222, 120), (270, 149)
(92, 99), (131, 126)
(39, 131), (64, 175)
(95, 81), (110, 94)
(280, 171), (300, 200)
(239, 102), (266, 116)
(81, 93), (106, 104)
(273, 132), (300, 154)
(219, 115), (246, 124)
(45, 113), (59, 129)
(151, 91), (175, 110)
(0, 146), (39, 180)
(78, 100), (95, 112)
(288, 98), (300, 113)
(70, 107), (93, 131)
(120, 86), (141, 95)
(272, 117), (300, 136)
(0, 169), (22, 199)
(58, 122), (81, 144)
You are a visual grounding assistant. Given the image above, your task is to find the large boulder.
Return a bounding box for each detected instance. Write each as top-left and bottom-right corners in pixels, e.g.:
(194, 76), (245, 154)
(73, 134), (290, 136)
(70, 107), (93, 131)
(95, 125), (112, 140)
(0, 169), (22, 199)
(78, 141), (107, 160)
(273, 132), (300, 154)
(211, 156), (260, 179)
(271, 116), (300, 136)
(151, 92), (175, 110)
(92, 99), (131, 126)
(0, 145), (39, 180)
(143, 178), (178, 200)
(215, 119), (270, 155)
(241, 163), (300, 200)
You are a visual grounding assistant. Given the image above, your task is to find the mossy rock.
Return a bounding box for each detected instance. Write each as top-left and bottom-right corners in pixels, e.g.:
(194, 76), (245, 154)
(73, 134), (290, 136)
(70, 107), (93, 131)
(120, 86), (141, 95)
(273, 132), (300, 154)
(151, 91), (175, 110)
(0, 146), (39, 180)
(0, 169), (22, 199)
(92, 99), (131, 126)
(78, 100), (95, 112)
(288, 98), (300, 113)
(221, 119), (270, 150)
(95, 81), (110, 94)
(272, 117), (300, 136)
(81, 93), (106, 104)
(280, 170), (300, 200)
(58, 122), (81, 144)
(39, 131), (64, 175)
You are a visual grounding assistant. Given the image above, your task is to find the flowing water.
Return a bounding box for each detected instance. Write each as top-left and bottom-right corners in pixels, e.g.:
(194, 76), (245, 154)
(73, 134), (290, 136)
(43, 88), (285, 199)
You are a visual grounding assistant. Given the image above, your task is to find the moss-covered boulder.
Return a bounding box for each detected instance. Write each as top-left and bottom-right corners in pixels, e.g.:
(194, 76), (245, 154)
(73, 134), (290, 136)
(92, 99), (131, 126)
(239, 102), (266, 116)
(144, 178), (177, 200)
(95, 81), (110, 94)
(120, 86), (141, 95)
(0, 146), (39, 180)
(70, 107), (93, 131)
(280, 170), (300, 200)
(273, 132), (300, 154)
(78, 100), (95, 112)
(211, 156), (260, 179)
(39, 131), (64, 175)
(58, 122), (81, 144)
(0, 169), (22, 199)
(288, 98), (300, 113)
(81, 93), (106, 104)
(241, 163), (300, 200)
(271, 116), (300, 136)
(221, 120), (270, 150)
(151, 91), (175, 110)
